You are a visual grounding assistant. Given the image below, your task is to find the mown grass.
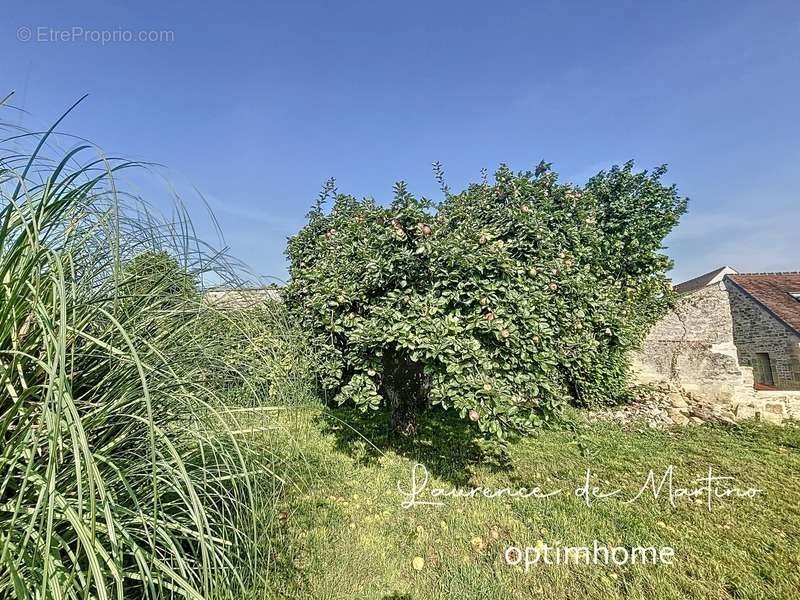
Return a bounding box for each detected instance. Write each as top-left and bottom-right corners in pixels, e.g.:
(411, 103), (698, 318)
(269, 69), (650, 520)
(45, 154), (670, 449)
(258, 408), (800, 599)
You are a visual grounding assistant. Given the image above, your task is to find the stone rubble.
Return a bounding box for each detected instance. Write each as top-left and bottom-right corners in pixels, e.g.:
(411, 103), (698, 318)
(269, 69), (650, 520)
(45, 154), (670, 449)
(585, 383), (751, 429)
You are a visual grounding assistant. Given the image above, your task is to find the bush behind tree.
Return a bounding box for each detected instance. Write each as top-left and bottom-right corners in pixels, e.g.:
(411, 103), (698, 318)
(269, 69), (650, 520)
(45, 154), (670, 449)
(196, 301), (316, 407)
(286, 162), (686, 440)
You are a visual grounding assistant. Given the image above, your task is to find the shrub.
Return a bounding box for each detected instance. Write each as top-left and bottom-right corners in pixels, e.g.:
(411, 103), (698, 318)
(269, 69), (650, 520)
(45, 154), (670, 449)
(285, 163), (686, 440)
(194, 301), (315, 407)
(119, 250), (199, 302)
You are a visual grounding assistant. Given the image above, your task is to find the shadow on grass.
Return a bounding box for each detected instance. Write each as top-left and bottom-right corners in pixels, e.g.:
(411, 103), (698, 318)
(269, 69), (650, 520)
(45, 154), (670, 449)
(316, 405), (513, 486)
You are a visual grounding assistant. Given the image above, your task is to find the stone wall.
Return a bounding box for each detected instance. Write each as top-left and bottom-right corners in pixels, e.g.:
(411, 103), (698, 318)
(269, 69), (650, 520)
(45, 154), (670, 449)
(725, 281), (800, 390)
(642, 281), (734, 344)
(732, 391), (800, 424)
(631, 283), (756, 405)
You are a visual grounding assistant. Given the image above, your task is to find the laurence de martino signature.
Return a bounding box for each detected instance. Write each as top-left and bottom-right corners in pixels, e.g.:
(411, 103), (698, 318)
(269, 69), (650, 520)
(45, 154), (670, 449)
(397, 463), (762, 511)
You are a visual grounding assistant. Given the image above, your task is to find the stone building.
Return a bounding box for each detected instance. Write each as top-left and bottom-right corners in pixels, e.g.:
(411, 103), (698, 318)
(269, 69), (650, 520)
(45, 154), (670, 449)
(633, 267), (800, 422)
(726, 272), (800, 389)
(203, 287), (282, 309)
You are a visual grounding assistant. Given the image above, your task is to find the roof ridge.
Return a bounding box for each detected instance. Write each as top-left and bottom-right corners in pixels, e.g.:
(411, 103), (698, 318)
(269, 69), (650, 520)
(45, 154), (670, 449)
(731, 271), (800, 276)
(674, 266), (738, 294)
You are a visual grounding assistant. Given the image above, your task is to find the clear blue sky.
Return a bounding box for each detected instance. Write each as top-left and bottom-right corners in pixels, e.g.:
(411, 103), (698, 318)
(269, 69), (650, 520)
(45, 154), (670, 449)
(3, 1), (799, 283)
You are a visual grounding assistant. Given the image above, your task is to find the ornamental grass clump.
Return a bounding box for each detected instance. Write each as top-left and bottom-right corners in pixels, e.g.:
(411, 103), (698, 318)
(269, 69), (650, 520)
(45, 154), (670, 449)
(286, 163), (686, 440)
(0, 106), (284, 598)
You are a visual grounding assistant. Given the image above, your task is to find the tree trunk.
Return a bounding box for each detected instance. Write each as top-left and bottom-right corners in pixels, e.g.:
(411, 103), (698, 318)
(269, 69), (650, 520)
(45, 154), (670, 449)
(382, 349), (428, 436)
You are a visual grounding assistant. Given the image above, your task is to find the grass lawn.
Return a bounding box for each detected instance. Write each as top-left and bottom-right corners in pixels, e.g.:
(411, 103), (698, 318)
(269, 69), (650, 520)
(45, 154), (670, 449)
(253, 408), (800, 599)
